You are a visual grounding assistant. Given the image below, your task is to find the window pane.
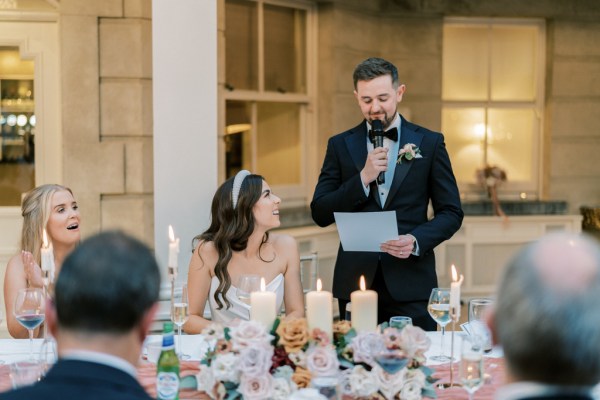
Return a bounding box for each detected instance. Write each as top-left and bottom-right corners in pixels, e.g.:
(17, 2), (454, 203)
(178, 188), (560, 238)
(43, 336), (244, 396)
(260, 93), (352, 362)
(225, 100), (252, 178)
(487, 108), (535, 182)
(0, 47), (35, 206)
(442, 108), (486, 183)
(264, 4), (306, 94)
(256, 102), (300, 185)
(225, 0), (258, 90)
(442, 25), (488, 101)
(491, 26), (537, 101)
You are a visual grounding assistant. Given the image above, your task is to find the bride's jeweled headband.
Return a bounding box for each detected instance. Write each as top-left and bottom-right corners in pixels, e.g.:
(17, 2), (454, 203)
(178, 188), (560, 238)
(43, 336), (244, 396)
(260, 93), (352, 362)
(231, 170), (251, 209)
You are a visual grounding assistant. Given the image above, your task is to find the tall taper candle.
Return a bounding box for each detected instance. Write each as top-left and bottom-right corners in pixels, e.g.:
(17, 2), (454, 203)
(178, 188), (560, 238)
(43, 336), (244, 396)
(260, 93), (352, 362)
(250, 277), (277, 329)
(41, 229), (55, 283)
(449, 264), (464, 320)
(351, 275), (378, 332)
(306, 278), (333, 339)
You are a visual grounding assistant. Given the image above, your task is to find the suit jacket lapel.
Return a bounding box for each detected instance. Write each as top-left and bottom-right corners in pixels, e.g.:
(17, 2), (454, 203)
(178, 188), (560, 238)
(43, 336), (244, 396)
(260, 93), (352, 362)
(385, 121), (424, 208)
(345, 121), (382, 208)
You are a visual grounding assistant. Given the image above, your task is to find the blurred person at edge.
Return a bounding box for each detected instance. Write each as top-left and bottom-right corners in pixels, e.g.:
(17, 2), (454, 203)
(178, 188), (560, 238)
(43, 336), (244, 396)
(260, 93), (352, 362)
(487, 232), (600, 400)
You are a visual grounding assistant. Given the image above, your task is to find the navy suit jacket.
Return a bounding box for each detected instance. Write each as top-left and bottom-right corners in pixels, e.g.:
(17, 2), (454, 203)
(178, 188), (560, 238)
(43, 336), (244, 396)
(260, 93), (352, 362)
(0, 359), (152, 400)
(311, 116), (463, 301)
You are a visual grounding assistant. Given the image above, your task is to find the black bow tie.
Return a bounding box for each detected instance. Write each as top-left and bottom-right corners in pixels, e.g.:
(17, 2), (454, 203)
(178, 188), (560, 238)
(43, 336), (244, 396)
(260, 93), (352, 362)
(369, 127), (398, 143)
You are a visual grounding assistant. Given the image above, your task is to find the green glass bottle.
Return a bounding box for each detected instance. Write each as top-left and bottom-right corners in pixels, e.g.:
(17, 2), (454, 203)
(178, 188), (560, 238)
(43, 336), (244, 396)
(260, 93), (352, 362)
(156, 321), (180, 400)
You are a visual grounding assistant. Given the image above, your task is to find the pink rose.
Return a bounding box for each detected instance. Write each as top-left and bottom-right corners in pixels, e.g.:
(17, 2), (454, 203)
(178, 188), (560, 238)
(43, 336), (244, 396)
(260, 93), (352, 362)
(399, 325), (430, 361)
(305, 345), (339, 377)
(351, 331), (385, 367)
(238, 343), (273, 377)
(238, 374), (273, 400)
(229, 320), (272, 351)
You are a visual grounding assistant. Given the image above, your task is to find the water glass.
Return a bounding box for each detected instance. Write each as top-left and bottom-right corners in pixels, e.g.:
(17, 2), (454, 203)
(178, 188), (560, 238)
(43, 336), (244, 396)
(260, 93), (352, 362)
(10, 361), (43, 389)
(39, 337), (58, 374)
(389, 316), (412, 330)
(459, 337), (484, 400)
(468, 298), (494, 353)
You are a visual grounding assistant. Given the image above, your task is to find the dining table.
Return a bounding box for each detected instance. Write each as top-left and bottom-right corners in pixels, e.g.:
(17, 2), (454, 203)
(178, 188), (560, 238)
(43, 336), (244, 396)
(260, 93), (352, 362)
(0, 331), (517, 399)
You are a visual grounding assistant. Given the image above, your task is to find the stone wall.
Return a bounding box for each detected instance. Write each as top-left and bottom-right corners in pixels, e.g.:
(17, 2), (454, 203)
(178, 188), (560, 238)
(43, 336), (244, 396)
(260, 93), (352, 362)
(60, 0), (154, 246)
(317, 0), (600, 214)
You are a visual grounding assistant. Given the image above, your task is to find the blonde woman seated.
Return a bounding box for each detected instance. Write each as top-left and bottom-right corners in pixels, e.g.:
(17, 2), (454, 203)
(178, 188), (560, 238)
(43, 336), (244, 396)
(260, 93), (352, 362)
(184, 171), (304, 333)
(3, 184), (81, 338)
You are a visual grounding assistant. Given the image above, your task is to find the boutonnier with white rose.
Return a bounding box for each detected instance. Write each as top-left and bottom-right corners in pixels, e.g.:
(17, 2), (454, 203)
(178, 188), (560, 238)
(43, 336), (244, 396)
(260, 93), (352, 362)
(397, 144), (422, 164)
(196, 318), (437, 400)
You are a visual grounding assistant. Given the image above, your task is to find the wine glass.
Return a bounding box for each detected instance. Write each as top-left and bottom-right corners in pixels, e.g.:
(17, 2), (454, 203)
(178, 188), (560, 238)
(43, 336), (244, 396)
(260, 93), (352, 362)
(427, 288), (452, 362)
(236, 274), (261, 305)
(459, 337), (484, 400)
(171, 284), (190, 360)
(14, 288), (45, 360)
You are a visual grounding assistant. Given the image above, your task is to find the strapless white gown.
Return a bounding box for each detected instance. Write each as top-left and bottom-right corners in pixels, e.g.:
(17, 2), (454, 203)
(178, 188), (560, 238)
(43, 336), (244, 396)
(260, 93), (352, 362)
(208, 273), (284, 324)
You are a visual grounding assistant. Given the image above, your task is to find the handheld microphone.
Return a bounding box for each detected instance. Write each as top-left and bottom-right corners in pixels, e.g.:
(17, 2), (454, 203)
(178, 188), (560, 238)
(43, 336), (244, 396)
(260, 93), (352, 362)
(371, 119), (385, 185)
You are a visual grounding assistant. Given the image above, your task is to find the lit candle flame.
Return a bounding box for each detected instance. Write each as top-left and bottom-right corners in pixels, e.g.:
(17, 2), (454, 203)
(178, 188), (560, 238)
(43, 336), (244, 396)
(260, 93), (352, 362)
(260, 277), (266, 292)
(168, 225), (175, 242)
(359, 275), (366, 291)
(316, 278), (322, 292)
(451, 264), (457, 282)
(42, 229), (49, 248)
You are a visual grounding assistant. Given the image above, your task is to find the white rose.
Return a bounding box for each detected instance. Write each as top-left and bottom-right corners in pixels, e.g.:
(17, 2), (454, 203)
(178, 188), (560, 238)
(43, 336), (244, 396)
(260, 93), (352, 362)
(400, 378), (424, 400)
(271, 376), (297, 400)
(237, 343), (273, 377)
(238, 374), (273, 400)
(351, 331), (385, 367)
(289, 388), (328, 400)
(229, 319), (273, 351)
(212, 352), (240, 383)
(306, 345), (339, 377)
(399, 325), (431, 360)
(340, 365), (379, 398)
(196, 367), (216, 399)
(372, 364), (406, 400)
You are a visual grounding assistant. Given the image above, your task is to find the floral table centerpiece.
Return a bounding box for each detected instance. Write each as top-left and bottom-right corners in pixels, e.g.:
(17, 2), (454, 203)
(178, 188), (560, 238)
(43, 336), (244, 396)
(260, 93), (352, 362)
(196, 318), (437, 400)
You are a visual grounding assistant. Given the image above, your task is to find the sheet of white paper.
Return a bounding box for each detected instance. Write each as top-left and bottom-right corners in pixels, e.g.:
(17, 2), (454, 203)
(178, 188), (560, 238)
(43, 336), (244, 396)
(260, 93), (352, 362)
(334, 211), (399, 252)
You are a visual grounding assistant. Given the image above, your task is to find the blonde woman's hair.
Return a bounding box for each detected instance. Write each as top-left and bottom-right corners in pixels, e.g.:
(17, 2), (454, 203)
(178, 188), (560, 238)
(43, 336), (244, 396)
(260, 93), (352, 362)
(20, 184), (73, 264)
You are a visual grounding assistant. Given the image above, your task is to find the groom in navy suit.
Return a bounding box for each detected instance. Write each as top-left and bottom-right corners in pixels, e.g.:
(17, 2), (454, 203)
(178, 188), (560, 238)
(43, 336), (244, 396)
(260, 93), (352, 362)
(0, 231), (160, 400)
(311, 57), (463, 330)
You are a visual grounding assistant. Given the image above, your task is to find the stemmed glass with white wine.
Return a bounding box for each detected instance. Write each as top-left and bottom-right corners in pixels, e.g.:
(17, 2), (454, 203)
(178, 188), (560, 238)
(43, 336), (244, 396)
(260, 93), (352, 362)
(171, 283), (190, 360)
(427, 287), (452, 362)
(460, 336), (484, 400)
(14, 288), (45, 360)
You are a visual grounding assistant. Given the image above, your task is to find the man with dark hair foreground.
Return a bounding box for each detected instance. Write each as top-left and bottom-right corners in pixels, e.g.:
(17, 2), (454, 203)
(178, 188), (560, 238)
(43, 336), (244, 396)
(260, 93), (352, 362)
(487, 232), (600, 400)
(0, 231), (161, 400)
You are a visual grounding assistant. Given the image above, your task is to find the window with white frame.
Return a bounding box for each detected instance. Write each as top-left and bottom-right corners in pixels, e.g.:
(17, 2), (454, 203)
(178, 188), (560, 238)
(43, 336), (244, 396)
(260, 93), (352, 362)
(442, 18), (545, 199)
(220, 0), (316, 206)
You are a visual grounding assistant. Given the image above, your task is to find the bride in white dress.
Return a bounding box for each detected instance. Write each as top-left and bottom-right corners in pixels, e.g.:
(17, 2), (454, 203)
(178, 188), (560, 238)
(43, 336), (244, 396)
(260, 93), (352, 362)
(184, 170), (305, 333)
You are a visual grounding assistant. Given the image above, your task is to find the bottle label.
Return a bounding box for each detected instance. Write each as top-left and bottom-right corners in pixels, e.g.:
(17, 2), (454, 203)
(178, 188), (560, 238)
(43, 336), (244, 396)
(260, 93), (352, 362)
(157, 372), (179, 400)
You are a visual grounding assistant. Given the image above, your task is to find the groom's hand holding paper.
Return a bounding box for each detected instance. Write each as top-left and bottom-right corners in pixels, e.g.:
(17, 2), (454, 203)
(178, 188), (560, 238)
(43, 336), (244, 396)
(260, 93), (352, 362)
(333, 211), (399, 252)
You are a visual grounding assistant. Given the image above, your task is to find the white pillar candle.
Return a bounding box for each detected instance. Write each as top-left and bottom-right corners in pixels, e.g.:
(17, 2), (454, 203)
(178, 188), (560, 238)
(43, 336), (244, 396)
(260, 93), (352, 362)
(449, 264), (464, 320)
(351, 275), (378, 333)
(168, 225), (179, 278)
(250, 277), (277, 329)
(41, 229), (55, 284)
(306, 278), (333, 339)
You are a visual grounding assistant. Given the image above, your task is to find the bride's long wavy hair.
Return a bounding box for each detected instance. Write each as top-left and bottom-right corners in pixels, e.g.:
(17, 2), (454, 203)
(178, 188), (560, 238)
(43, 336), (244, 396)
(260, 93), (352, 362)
(192, 173), (272, 309)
